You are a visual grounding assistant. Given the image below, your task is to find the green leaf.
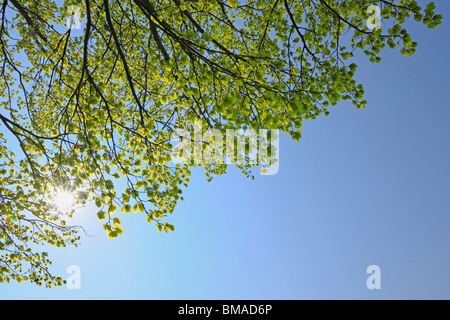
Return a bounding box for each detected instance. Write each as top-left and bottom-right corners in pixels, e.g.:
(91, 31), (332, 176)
(292, 130), (302, 142)
(113, 217), (121, 227)
(97, 211), (107, 220)
(108, 204), (116, 214)
(95, 199), (103, 208)
(123, 204), (131, 214)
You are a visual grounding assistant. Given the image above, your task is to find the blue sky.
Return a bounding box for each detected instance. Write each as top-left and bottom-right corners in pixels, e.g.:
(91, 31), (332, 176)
(1, 1), (450, 299)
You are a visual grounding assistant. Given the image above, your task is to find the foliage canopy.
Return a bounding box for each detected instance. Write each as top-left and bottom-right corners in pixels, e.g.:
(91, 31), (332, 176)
(0, 0), (442, 286)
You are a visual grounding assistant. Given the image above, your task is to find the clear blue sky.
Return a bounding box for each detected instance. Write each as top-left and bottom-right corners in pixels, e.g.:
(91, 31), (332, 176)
(1, 1), (450, 299)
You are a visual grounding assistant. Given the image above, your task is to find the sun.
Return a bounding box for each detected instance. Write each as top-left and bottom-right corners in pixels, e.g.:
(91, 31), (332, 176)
(54, 190), (75, 211)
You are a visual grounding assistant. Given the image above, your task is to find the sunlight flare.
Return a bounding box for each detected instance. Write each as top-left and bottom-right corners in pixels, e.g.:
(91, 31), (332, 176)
(54, 190), (75, 211)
